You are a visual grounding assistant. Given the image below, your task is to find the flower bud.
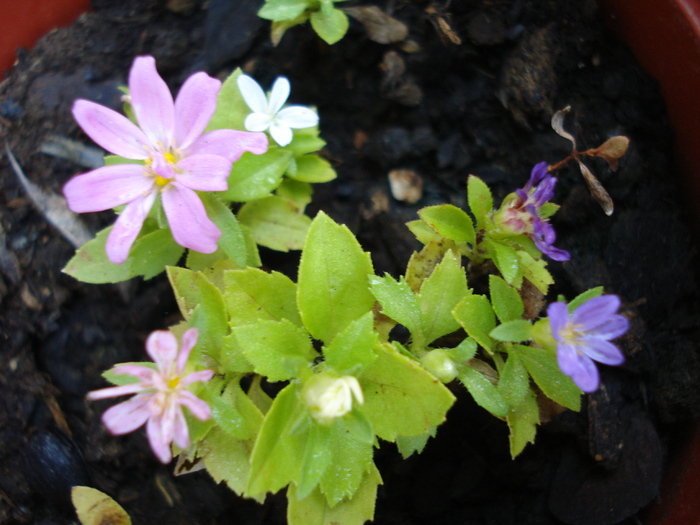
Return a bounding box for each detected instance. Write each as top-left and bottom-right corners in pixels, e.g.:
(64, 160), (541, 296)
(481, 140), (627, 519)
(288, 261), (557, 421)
(303, 373), (364, 424)
(420, 349), (458, 383)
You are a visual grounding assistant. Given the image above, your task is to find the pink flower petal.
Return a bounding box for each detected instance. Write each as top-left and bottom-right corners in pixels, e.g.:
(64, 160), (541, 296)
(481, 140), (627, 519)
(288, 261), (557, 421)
(72, 99), (150, 159)
(146, 412), (173, 463)
(87, 381), (149, 401)
(180, 369), (214, 388)
(105, 191), (157, 264)
(171, 405), (190, 450)
(145, 330), (179, 374)
(129, 56), (175, 149)
(174, 72), (221, 150)
(110, 363), (159, 382)
(63, 164), (152, 213)
(175, 154), (231, 191)
(101, 393), (152, 435)
(161, 182), (220, 253)
(176, 328), (199, 374)
(186, 129), (268, 162)
(177, 390), (212, 421)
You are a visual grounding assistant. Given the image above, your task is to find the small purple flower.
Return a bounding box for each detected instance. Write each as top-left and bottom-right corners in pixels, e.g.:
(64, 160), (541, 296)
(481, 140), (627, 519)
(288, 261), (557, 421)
(498, 162), (570, 261)
(64, 56), (269, 264)
(548, 295), (628, 393)
(87, 328), (214, 464)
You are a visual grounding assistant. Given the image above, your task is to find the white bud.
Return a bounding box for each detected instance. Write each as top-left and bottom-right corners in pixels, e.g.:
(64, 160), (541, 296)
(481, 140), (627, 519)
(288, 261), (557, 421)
(420, 349), (458, 383)
(303, 374), (364, 424)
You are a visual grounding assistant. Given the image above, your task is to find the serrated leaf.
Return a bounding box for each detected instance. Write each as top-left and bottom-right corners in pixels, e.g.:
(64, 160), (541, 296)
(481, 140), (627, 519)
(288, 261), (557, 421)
(568, 286), (604, 312)
(489, 319), (532, 342)
(489, 275), (524, 322)
(446, 337), (477, 362)
(310, 5), (349, 44)
(452, 295), (496, 353)
(419, 204), (475, 245)
(206, 68), (249, 131)
(220, 332), (255, 374)
(72, 486), (131, 525)
(220, 148), (292, 202)
(208, 378), (263, 440)
(467, 175), (493, 228)
(287, 464), (381, 525)
(485, 238), (522, 287)
(238, 195), (311, 252)
(63, 226), (184, 283)
(369, 275), (422, 345)
(395, 427), (436, 459)
(297, 212), (375, 344)
(199, 192), (247, 268)
(323, 312), (378, 375)
(404, 239), (457, 292)
(202, 427), (257, 496)
(457, 364), (509, 417)
(289, 154), (337, 183)
(506, 390), (539, 458)
(406, 219), (440, 245)
(514, 344), (581, 411)
(232, 319), (316, 381)
(276, 178), (313, 211)
(516, 250), (553, 295)
(498, 351), (529, 406)
(418, 250), (468, 345)
(360, 343), (455, 441)
(224, 268), (301, 327)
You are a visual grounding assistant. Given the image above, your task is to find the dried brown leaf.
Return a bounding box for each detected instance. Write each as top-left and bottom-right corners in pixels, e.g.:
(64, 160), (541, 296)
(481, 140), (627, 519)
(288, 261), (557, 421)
(578, 159), (614, 216)
(551, 106), (576, 151)
(589, 135), (630, 171)
(344, 6), (408, 44)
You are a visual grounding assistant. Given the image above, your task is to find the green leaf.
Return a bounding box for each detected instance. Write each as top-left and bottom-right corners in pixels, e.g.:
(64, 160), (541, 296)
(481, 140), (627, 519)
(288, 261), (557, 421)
(418, 250), (468, 345)
(199, 193), (247, 268)
(72, 486), (131, 525)
(446, 337), (477, 363)
(506, 390), (539, 458)
(259, 0), (309, 21)
(405, 219), (440, 245)
(418, 204), (476, 245)
(489, 319), (532, 343)
(232, 319), (316, 381)
(457, 364), (509, 418)
(224, 268), (301, 327)
(467, 175), (493, 228)
(498, 351), (529, 406)
(309, 5), (349, 44)
(539, 202), (559, 219)
(287, 132), (326, 155)
(63, 227), (183, 283)
(485, 239), (522, 287)
(289, 154), (337, 183)
(220, 333), (255, 374)
(452, 295), (496, 353)
(276, 178), (313, 211)
(568, 286), (604, 312)
(360, 343), (455, 441)
(202, 427), (258, 496)
(208, 378), (264, 440)
(206, 68), (249, 131)
(516, 250), (553, 295)
(297, 212), (375, 344)
(246, 383), (308, 498)
(220, 148), (293, 202)
(287, 464), (381, 525)
(369, 275), (422, 345)
(489, 275), (524, 322)
(514, 344), (582, 411)
(238, 195), (311, 252)
(323, 312), (378, 375)
(395, 429), (434, 459)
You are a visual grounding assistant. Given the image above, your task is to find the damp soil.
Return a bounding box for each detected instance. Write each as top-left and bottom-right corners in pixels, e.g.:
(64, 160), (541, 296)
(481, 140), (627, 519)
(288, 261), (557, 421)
(1, 1), (699, 524)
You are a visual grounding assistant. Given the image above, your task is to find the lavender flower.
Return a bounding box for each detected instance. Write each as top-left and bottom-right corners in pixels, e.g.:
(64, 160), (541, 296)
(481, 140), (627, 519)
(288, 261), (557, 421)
(87, 328), (214, 464)
(496, 162), (570, 261)
(64, 56), (268, 264)
(237, 74), (319, 147)
(548, 295), (628, 393)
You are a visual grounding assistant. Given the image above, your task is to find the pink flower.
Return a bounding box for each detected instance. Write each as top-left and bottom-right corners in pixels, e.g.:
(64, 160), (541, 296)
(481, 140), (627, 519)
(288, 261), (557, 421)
(87, 328), (214, 464)
(64, 56), (268, 264)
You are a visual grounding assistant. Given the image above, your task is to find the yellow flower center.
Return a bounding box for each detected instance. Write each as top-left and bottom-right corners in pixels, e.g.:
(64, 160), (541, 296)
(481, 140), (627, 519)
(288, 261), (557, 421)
(167, 376), (181, 390)
(155, 175), (170, 187)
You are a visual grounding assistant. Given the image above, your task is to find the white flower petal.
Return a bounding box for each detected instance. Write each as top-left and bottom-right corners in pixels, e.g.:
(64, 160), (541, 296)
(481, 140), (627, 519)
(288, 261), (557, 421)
(237, 74), (269, 114)
(269, 120), (293, 147)
(278, 106), (319, 129)
(244, 112), (273, 132)
(268, 76), (291, 114)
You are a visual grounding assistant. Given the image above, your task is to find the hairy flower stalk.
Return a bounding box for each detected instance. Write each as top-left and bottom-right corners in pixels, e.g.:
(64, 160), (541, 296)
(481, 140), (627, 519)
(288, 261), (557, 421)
(548, 295), (628, 393)
(237, 74), (319, 147)
(495, 162), (570, 261)
(302, 373), (364, 425)
(87, 328), (214, 464)
(64, 55), (268, 264)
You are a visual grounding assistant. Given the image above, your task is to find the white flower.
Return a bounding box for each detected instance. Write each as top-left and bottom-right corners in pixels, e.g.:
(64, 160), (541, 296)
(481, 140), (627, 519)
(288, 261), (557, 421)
(237, 74), (319, 147)
(302, 373), (364, 424)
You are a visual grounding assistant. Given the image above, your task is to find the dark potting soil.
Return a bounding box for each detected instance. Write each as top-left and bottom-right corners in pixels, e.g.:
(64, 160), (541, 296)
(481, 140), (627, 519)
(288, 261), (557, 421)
(1, 0), (699, 524)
